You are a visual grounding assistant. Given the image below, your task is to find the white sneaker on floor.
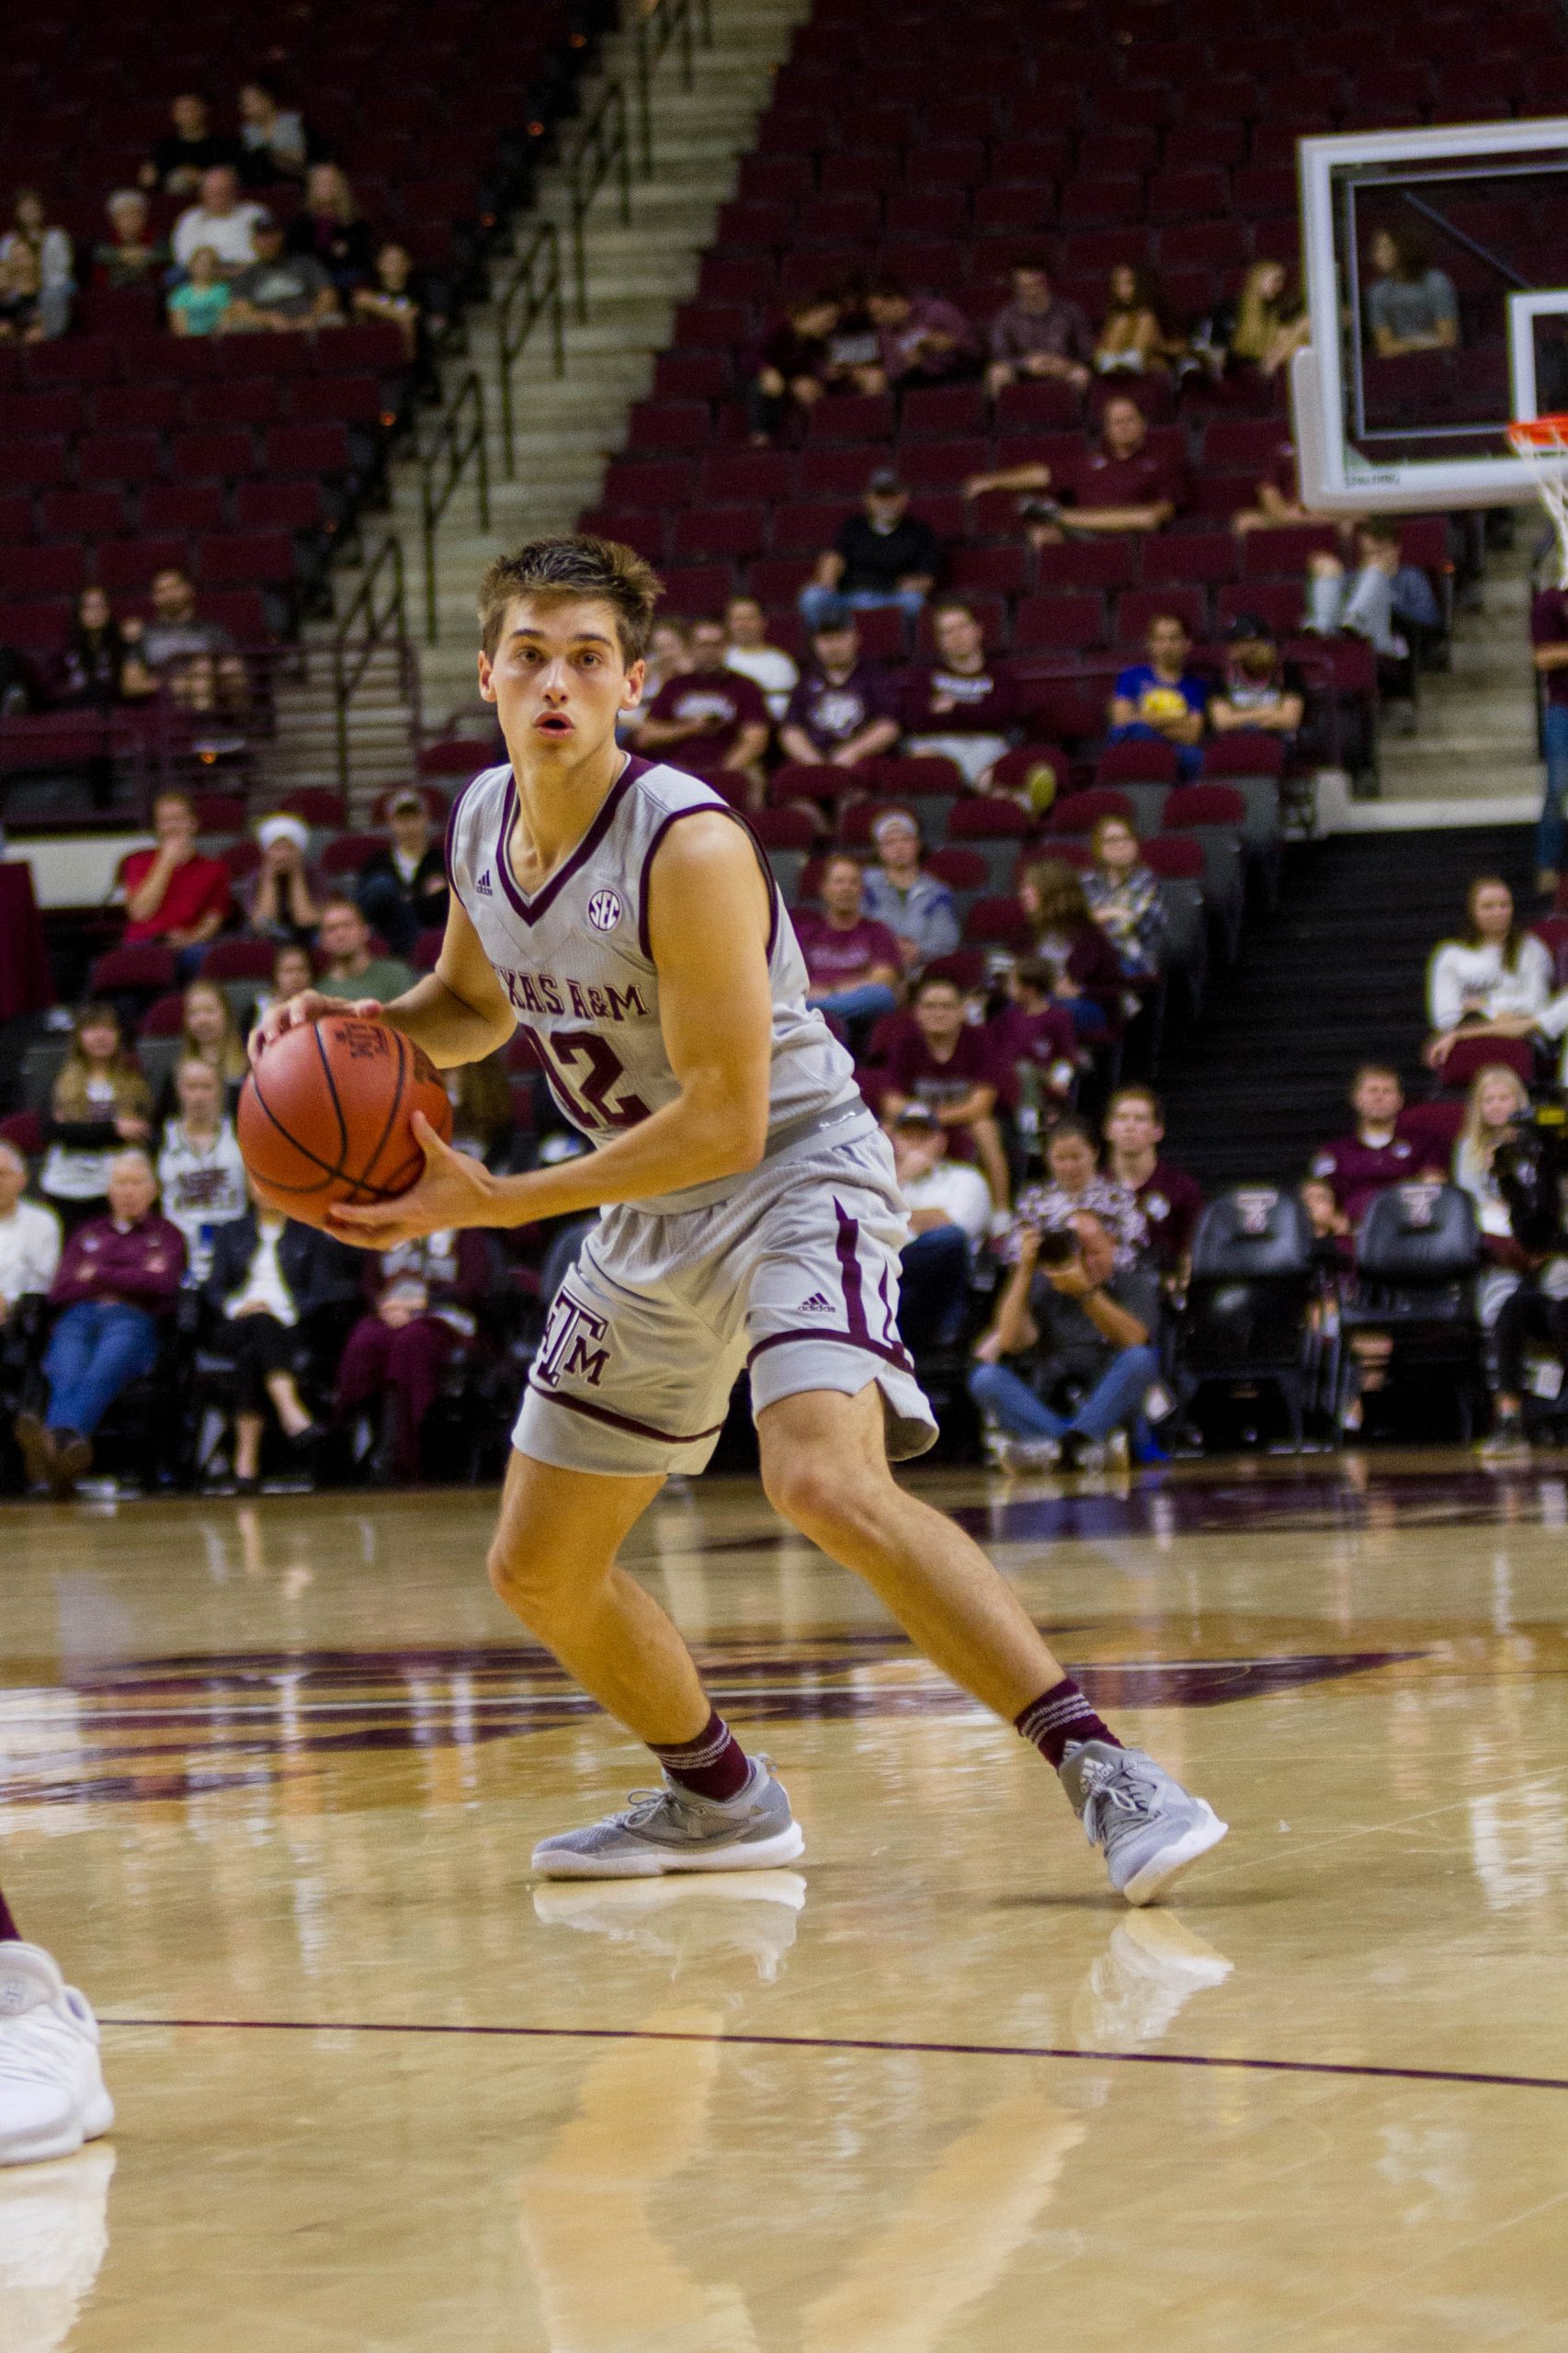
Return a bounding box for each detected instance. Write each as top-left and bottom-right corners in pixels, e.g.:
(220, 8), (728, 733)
(531, 1757), (805, 1881)
(0, 1946), (114, 2168)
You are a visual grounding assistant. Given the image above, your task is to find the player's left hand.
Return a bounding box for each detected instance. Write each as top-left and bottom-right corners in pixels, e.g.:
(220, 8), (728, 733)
(326, 1112), (496, 1248)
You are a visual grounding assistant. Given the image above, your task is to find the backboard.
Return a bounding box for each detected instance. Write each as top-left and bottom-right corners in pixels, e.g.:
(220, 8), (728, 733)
(1293, 117), (1568, 512)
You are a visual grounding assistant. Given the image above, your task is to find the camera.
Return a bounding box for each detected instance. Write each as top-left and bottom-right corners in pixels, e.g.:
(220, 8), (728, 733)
(1034, 1225), (1080, 1268)
(1494, 1097), (1568, 1255)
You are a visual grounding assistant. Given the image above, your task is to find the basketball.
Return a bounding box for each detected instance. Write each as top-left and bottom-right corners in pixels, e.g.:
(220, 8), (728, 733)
(236, 1015), (452, 1228)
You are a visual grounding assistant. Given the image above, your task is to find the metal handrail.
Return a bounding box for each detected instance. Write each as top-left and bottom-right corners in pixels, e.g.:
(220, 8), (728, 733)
(496, 218), (566, 478)
(564, 75), (632, 320)
(418, 370), (491, 643)
(331, 536), (420, 794)
(631, 0), (710, 170)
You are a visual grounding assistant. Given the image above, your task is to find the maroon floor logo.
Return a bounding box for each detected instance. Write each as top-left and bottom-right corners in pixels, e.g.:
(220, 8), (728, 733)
(534, 1287), (611, 1390)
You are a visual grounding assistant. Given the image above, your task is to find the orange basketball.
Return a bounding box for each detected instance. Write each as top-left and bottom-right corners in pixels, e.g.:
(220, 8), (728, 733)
(237, 1015), (452, 1229)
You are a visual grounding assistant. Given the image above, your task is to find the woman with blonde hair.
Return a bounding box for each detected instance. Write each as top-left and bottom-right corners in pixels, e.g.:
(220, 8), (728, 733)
(175, 980), (249, 1110)
(1017, 857), (1130, 1039)
(40, 1005), (153, 1231)
(1226, 259), (1308, 378)
(1094, 263), (1176, 375)
(1454, 1063), (1530, 1241)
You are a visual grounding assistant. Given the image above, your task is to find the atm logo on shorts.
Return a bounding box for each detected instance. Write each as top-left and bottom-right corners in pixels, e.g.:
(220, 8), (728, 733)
(534, 1287), (611, 1390)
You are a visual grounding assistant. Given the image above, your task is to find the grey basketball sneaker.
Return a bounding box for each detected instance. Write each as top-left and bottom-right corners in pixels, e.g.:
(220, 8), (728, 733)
(1059, 1741), (1228, 1906)
(530, 1757), (805, 1881)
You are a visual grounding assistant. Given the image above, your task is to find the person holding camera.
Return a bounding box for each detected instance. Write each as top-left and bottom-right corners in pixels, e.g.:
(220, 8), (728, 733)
(968, 1207), (1162, 1475)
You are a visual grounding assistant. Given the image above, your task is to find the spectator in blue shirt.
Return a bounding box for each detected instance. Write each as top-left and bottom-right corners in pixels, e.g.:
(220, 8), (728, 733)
(1107, 613), (1208, 780)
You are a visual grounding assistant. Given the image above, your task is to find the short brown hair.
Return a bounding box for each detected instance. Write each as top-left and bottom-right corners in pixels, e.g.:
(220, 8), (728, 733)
(477, 534), (662, 665)
(1107, 1084), (1164, 1121)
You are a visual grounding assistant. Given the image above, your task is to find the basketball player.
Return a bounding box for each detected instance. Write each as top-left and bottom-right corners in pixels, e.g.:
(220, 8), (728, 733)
(0, 1890), (113, 2165)
(255, 536), (1227, 1903)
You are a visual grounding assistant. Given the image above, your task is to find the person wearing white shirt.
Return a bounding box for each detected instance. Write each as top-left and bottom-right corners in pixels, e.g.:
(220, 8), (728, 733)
(0, 1141), (62, 1317)
(156, 1060), (248, 1283)
(724, 595), (798, 724)
(890, 1105), (989, 1352)
(171, 166), (267, 276)
(1426, 877), (1552, 1072)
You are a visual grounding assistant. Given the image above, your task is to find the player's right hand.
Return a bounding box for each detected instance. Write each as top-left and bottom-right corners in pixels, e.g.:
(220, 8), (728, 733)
(248, 989), (382, 1063)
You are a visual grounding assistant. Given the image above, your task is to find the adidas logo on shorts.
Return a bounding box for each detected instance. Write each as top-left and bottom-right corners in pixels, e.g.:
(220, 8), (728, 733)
(476, 870), (494, 895)
(799, 1292), (832, 1313)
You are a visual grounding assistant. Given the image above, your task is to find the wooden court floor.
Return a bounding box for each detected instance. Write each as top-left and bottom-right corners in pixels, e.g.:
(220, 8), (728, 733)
(4, 1450), (1568, 2350)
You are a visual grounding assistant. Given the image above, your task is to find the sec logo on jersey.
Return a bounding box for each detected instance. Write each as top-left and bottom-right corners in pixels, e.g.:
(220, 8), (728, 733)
(586, 888), (623, 933)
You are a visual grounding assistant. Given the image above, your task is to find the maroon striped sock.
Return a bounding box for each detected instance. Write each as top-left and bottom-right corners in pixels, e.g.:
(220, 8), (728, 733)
(651, 1711), (753, 1802)
(0, 1887), (21, 1943)
(1016, 1679), (1123, 1770)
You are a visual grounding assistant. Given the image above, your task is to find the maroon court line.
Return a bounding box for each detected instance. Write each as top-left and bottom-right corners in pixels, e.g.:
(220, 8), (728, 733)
(99, 2016), (1568, 2096)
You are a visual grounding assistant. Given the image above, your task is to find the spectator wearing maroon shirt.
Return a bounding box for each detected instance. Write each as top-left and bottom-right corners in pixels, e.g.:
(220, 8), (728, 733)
(993, 959), (1082, 1120)
(902, 600), (1024, 789)
(861, 278), (979, 393)
(881, 972), (1011, 1208)
(1103, 1086), (1203, 1276)
(1231, 435), (1349, 536)
(799, 473), (941, 635)
(119, 789), (233, 972)
(1018, 857), (1134, 1040)
(965, 393), (1186, 543)
(791, 855), (903, 1030)
(635, 615), (770, 806)
(1309, 1065), (1428, 1226)
(1530, 583), (1568, 894)
(13, 1150), (185, 1496)
(779, 617), (902, 769)
(336, 1228), (493, 1483)
(984, 261), (1094, 401)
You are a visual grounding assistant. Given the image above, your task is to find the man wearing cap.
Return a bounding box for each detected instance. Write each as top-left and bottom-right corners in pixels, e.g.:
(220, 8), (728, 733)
(224, 214), (341, 333)
(1209, 617), (1305, 744)
(890, 1105), (992, 1352)
(799, 475), (942, 636)
(860, 808), (960, 969)
(356, 790), (450, 956)
(242, 813), (325, 947)
(119, 790), (233, 972)
(778, 616), (903, 771)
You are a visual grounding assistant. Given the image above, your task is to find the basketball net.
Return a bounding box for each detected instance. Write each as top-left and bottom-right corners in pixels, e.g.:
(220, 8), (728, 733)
(1509, 414), (1568, 588)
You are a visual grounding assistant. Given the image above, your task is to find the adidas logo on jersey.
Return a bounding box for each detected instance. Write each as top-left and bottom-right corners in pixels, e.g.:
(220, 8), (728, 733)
(476, 870), (494, 895)
(799, 1292), (832, 1313)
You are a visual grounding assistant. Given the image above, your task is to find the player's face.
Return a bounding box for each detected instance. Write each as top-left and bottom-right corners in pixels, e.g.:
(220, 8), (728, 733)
(479, 595), (644, 772)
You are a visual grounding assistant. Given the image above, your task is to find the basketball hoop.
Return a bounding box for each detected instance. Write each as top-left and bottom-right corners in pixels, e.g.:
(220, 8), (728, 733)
(1509, 414), (1568, 587)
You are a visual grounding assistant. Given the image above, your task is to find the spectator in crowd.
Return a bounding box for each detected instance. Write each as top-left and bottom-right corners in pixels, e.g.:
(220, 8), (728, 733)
(119, 788), (233, 965)
(356, 790), (449, 957)
(171, 165), (267, 277)
(1367, 227), (1459, 358)
(253, 941), (315, 1023)
(1208, 617), (1306, 744)
(859, 808), (960, 969)
(1426, 878), (1553, 1069)
(48, 588), (142, 711)
(1214, 258), (1309, 381)
(621, 617), (688, 745)
(241, 812), (324, 947)
(156, 1056), (248, 1280)
(723, 595), (798, 724)
(236, 79), (316, 184)
(969, 1203), (1161, 1473)
(286, 164), (373, 297)
(314, 897), (416, 1004)
(93, 189), (164, 289)
(744, 290), (839, 443)
(203, 1182), (358, 1492)
(1488, 1277), (1568, 1457)
(1103, 1086), (1203, 1276)
(167, 244), (233, 336)
(1306, 521), (1440, 665)
(1230, 434), (1330, 535)
(0, 237), (45, 343)
(880, 972), (1011, 1208)
(791, 855), (903, 1034)
(131, 569), (250, 745)
(176, 981), (248, 1111)
(14, 1150), (185, 1498)
(223, 214), (340, 333)
(635, 615), (770, 803)
(1106, 611), (1208, 780)
(861, 278), (979, 392)
(0, 189), (74, 340)
(799, 473), (941, 635)
(1011, 1116), (1148, 1262)
(1309, 1064), (1426, 1224)
(1094, 264), (1177, 375)
(965, 392), (1186, 542)
(994, 958), (1083, 1123)
(901, 599), (1023, 788)
(1301, 1176), (1354, 1269)
(40, 1006), (153, 1233)
(352, 243), (432, 361)
(778, 615), (902, 770)
(1454, 1063), (1532, 1246)
(0, 1140), (62, 1320)
(1529, 572), (1568, 895)
(335, 1228), (492, 1483)
(889, 1104), (992, 1353)
(984, 259), (1094, 401)
(1018, 856), (1131, 1037)
(141, 94), (240, 196)
(443, 1051), (516, 1170)
(1082, 813), (1167, 985)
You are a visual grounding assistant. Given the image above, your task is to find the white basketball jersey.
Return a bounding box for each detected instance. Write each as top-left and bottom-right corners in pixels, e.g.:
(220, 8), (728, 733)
(445, 755), (869, 1211)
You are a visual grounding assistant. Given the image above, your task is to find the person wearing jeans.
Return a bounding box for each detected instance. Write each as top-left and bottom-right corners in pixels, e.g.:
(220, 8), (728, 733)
(14, 1151), (185, 1497)
(969, 1208), (1161, 1472)
(790, 855), (903, 1042)
(1530, 583), (1568, 894)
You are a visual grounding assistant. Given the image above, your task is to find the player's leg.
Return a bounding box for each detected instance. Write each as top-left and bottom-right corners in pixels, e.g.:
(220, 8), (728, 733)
(0, 1887), (114, 2165)
(756, 1381), (1226, 1904)
(490, 1451), (803, 1879)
